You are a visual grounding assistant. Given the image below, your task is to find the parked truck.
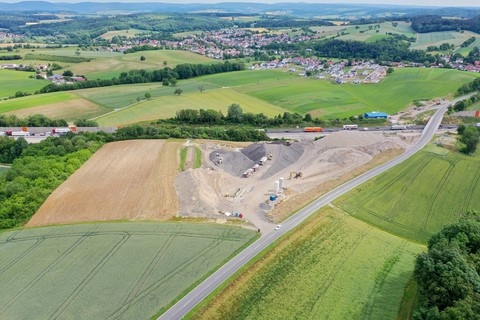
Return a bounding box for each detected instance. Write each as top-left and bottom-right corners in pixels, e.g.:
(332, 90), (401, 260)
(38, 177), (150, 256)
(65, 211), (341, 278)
(391, 125), (407, 130)
(304, 127), (323, 132)
(342, 124), (358, 130)
(52, 127), (71, 134)
(5, 131), (30, 136)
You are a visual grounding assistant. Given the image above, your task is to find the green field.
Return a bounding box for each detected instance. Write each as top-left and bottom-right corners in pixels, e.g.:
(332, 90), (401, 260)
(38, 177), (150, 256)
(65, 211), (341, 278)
(69, 50), (216, 79)
(239, 68), (479, 118)
(0, 69), (48, 99)
(191, 207), (424, 320)
(3, 66), (478, 126)
(95, 87), (288, 126)
(100, 29), (146, 40)
(335, 145), (480, 243)
(0, 222), (257, 320)
(0, 92), (79, 113)
(411, 30), (479, 50)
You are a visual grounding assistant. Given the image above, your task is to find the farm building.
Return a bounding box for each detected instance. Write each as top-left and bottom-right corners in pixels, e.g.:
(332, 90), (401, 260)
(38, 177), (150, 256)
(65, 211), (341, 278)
(364, 111), (388, 119)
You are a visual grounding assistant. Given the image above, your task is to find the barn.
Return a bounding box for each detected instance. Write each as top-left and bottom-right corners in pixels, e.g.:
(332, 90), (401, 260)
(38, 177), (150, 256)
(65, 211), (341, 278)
(364, 111), (388, 119)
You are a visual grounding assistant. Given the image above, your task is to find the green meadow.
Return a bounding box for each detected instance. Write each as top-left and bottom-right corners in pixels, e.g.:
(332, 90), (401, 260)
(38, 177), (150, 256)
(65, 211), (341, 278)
(239, 68), (479, 118)
(335, 145), (480, 243)
(95, 87), (288, 126)
(0, 222), (257, 320)
(0, 92), (78, 113)
(5, 67), (477, 126)
(0, 69), (48, 99)
(69, 50), (216, 79)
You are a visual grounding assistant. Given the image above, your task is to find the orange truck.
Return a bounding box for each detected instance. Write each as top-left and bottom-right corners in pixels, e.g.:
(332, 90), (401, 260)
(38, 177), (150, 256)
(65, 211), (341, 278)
(304, 127), (323, 132)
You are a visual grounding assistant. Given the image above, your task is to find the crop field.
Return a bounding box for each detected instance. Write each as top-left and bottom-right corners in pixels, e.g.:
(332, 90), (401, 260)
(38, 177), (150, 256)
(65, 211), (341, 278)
(28, 140), (181, 226)
(0, 69), (48, 98)
(0, 222), (257, 320)
(77, 79), (223, 110)
(100, 28), (145, 40)
(411, 30), (478, 50)
(190, 207), (424, 320)
(335, 145), (480, 243)
(69, 50), (216, 79)
(95, 87), (288, 126)
(317, 22), (416, 42)
(0, 92), (109, 122)
(32, 67), (479, 126)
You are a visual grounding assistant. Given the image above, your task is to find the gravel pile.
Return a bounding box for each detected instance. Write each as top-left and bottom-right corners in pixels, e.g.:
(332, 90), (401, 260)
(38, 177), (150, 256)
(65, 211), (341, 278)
(261, 143), (304, 179)
(209, 148), (255, 177)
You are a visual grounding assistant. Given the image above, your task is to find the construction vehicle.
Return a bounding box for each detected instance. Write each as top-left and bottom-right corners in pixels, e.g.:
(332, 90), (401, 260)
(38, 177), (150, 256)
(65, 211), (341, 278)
(289, 171), (302, 179)
(267, 153), (273, 160)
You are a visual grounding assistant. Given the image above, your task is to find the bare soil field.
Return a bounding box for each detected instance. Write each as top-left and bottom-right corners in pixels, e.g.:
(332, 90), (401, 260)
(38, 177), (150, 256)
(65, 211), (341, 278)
(27, 131), (419, 232)
(27, 140), (181, 227)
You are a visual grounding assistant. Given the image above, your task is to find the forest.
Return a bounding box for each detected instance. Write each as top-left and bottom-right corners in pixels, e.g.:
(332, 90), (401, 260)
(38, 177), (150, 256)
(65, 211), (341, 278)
(411, 15), (480, 34)
(313, 38), (434, 63)
(414, 214), (480, 319)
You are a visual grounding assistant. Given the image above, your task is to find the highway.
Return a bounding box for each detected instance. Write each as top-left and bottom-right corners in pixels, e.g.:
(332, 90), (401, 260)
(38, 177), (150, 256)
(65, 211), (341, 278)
(158, 99), (456, 320)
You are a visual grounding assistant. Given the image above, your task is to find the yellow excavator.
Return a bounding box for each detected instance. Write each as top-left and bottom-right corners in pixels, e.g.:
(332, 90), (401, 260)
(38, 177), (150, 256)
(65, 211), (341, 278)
(289, 171), (302, 179)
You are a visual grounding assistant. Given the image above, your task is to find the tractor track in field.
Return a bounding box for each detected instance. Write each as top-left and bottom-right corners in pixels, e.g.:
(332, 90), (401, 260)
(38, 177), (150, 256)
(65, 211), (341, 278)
(49, 232), (131, 320)
(122, 234), (176, 306)
(0, 232), (95, 316)
(107, 237), (224, 319)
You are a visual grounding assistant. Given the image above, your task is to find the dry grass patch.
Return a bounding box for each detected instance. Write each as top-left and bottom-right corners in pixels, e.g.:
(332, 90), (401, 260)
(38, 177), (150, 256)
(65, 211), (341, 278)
(6, 98), (105, 121)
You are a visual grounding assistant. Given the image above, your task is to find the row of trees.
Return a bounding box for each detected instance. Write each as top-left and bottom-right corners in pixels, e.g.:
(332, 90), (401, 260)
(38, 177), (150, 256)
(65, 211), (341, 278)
(449, 93), (480, 112)
(38, 61), (245, 94)
(115, 124), (268, 142)
(456, 77), (480, 96)
(172, 104), (313, 127)
(0, 114), (68, 127)
(414, 213), (480, 319)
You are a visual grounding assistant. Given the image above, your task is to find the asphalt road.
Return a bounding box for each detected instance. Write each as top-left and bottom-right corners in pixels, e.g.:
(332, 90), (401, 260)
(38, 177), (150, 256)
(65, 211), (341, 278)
(158, 98), (461, 320)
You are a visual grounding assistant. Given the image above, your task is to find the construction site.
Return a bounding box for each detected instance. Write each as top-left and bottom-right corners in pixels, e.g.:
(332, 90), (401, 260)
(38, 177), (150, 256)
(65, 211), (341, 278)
(174, 130), (420, 233)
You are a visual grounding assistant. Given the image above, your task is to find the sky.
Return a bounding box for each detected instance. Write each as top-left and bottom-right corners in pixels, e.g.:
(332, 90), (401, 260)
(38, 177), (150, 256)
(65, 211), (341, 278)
(1, 0), (479, 6)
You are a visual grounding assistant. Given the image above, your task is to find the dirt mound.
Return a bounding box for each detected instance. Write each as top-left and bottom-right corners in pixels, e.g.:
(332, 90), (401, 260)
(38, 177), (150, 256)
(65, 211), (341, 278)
(209, 148), (254, 177)
(261, 143), (304, 179)
(241, 143), (268, 162)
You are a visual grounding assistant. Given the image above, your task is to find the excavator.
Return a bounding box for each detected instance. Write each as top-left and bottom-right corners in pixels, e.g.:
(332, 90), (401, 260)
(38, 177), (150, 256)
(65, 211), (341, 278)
(289, 171), (302, 179)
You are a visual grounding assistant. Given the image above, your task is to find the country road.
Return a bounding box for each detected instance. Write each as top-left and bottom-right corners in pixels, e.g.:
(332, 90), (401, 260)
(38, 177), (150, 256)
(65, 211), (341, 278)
(158, 96), (464, 320)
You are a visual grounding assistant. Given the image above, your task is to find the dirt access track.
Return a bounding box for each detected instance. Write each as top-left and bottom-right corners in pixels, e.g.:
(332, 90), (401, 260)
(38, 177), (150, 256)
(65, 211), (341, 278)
(28, 131), (419, 232)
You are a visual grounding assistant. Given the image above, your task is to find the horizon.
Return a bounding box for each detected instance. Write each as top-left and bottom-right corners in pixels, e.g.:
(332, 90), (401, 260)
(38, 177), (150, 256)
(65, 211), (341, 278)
(0, 0), (479, 7)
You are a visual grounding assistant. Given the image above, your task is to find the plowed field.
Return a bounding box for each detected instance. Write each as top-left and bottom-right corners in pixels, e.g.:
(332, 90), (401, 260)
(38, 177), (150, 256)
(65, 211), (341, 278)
(28, 140), (180, 226)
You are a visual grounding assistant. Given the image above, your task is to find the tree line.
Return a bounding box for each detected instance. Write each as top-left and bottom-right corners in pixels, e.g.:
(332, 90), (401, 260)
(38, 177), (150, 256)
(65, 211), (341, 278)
(0, 132), (110, 229)
(414, 213), (480, 319)
(0, 55), (22, 60)
(456, 77), (480, 96)
(0, 114), (68, 127)
(37, 60), (245, 94)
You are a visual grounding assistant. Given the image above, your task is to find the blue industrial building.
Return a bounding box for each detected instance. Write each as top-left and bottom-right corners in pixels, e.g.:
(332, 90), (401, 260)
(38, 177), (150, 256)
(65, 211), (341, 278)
(364, 111), (388, 119)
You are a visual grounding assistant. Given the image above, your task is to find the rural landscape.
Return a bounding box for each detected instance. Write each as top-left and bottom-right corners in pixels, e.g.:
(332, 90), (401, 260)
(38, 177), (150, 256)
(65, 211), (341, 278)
(1, 1), (480, 319)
